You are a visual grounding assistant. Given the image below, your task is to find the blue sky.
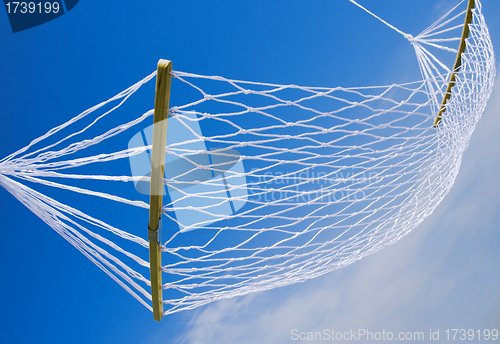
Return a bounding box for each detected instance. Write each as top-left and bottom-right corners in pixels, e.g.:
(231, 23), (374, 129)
(0, 1), (499, 343)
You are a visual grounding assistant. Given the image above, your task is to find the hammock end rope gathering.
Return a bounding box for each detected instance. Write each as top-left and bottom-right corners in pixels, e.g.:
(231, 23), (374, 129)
(0, 0), (495, 320)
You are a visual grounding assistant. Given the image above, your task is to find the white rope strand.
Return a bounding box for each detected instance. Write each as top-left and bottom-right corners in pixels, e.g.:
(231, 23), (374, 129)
(348, 0), (414, 41)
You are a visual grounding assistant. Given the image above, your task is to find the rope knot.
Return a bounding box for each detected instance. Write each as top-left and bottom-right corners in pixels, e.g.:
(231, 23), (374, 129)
(404, 33), (414, 42)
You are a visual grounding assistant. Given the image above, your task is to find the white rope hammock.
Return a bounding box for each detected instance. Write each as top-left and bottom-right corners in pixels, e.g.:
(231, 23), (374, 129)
(0, 0), (495, 317)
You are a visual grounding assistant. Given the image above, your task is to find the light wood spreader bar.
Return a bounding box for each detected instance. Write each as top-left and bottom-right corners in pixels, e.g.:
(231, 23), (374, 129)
(434, 0), (475, 127)
(149, 59), (172, 321)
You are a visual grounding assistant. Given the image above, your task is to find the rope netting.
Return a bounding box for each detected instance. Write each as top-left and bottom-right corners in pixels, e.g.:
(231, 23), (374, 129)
(0, 0), (495, 315)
